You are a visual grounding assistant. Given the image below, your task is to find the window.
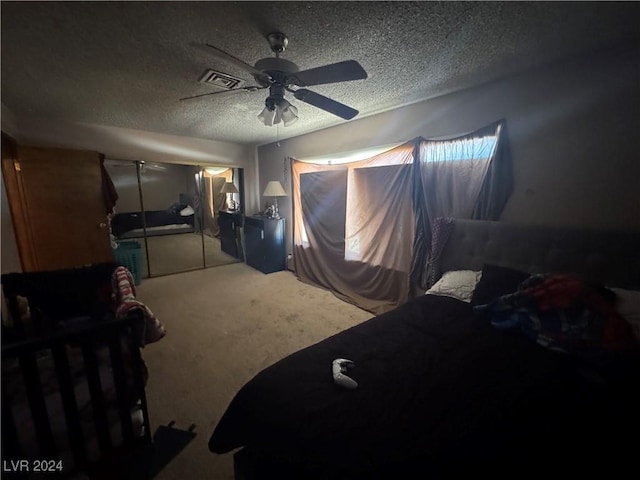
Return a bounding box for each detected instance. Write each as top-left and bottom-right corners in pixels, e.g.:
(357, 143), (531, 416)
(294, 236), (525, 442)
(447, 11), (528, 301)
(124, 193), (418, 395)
(420, 135), (498, 164)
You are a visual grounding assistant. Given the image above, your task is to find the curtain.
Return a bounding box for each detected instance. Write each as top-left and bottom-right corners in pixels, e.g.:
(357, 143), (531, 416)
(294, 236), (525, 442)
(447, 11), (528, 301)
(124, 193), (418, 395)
(292, 142), (415, 314)
(199, 176), (216, 238)
(472, 122), (513, 220)
(293, 120), (511, 312)
(200, 169), (232, 238)
(191, 169), (203, 233)
(410, 120), (510, 290)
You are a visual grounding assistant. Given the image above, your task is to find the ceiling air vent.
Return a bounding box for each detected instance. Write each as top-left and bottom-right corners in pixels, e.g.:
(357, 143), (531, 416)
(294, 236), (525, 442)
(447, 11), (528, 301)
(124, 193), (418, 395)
(199, 69), (245, 90)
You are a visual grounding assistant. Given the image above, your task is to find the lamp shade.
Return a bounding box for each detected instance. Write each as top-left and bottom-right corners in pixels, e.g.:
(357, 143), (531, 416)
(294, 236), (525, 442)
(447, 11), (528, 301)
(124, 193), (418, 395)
(257, 105), (277, 126)
(220, 182), (239, 194)
(262, 181), (287, 197)
(258, 99), (299, 127)
(280, 100), (299, 127)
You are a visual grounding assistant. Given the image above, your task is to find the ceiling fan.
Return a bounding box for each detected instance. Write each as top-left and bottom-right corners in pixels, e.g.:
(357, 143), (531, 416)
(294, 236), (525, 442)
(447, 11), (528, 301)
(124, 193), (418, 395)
(181, 32), (368, 126)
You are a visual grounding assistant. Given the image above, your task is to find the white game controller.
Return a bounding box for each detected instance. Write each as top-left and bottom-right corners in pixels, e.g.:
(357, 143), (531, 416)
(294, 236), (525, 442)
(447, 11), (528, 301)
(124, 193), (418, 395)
(332, 358), (358, 389)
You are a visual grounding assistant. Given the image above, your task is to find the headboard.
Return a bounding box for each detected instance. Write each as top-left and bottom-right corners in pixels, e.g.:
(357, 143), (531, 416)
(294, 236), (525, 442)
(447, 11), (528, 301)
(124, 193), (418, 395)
(440, 220), (640, 290)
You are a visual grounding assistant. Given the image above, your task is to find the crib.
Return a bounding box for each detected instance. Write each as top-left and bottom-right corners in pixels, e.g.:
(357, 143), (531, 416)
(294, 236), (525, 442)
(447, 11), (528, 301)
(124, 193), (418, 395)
(1, 262), (161, 479)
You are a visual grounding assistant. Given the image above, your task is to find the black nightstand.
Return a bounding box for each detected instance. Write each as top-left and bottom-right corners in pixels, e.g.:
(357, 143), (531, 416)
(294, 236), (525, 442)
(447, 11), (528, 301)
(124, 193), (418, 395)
(218, 210), (244, 260)
(244, 216), (285, 274)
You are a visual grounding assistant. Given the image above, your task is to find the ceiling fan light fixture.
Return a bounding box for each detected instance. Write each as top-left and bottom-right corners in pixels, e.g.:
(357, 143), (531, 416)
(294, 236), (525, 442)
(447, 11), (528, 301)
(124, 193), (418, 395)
(280, 101), (299, 127)
(258, 97), (298, 127)
(274, 107), (283, 126)
(257, 105), (277, 126)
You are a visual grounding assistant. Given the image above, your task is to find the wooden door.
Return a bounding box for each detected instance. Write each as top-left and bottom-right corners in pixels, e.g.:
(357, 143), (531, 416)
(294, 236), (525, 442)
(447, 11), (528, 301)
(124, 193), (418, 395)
(1, 132), (37, 271)
(3, 144), (113, 271)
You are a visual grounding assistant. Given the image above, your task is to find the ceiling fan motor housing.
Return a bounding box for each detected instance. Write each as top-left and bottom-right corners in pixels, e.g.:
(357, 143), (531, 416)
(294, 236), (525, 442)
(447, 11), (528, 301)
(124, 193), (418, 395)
(265, 83), (286, 110)
(253, 57), (299, 87)
(267, 32), (288, 53)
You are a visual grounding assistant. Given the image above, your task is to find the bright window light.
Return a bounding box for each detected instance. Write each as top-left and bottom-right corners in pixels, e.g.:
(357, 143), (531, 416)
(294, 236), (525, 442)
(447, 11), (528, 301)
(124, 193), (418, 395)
(421, 135), (498, 163)
(204, 166), (230, 175)
(297, 143), (403, 165)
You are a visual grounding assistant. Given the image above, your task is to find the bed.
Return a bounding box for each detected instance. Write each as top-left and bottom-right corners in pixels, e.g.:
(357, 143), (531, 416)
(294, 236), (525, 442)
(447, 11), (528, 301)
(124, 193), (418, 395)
(111, 202), (195, 239)
(208, 219), (640, 479)
(1, 263), (165, 479)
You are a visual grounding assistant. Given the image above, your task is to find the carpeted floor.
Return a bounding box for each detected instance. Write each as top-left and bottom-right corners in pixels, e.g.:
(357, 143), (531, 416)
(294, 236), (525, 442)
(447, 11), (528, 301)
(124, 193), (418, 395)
(135, 262), (372, 480)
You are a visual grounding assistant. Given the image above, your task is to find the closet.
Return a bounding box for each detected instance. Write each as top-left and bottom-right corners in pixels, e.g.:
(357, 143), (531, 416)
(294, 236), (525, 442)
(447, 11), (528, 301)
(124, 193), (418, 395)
(1, 131), (246, 280)
(105, 160), (245, 280)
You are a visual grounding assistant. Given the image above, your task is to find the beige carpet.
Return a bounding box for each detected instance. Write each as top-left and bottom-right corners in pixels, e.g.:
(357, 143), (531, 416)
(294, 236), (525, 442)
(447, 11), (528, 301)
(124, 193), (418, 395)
(135, 262), (372, 479)
(136, 233), (241, 278)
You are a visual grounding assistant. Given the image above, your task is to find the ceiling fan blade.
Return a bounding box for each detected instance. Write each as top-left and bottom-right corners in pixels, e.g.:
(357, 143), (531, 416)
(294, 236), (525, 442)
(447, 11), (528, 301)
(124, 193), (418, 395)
(190, 42), (271, 83)
(293, 89), (359, 120)
(180, 86), (263, 101)
(289, 60), (367, 87)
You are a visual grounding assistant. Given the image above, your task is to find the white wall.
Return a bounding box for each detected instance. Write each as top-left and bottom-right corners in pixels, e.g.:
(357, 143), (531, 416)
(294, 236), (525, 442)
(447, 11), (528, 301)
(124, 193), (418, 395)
(1, 104), (18, 136)
(105, 161), (195, 212)
(12, 118), (258, 210)
(258, 46), (640, 256)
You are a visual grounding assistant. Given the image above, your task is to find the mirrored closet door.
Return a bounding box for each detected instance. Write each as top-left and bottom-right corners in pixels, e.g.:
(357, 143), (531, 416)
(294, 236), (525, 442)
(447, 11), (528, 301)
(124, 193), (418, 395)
(200, 166), (244, 268)
(104, 159), (245, 280)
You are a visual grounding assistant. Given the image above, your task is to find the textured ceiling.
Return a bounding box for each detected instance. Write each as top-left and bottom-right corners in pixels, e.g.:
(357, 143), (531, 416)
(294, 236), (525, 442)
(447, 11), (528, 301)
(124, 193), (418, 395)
(2, 1), (638, 146)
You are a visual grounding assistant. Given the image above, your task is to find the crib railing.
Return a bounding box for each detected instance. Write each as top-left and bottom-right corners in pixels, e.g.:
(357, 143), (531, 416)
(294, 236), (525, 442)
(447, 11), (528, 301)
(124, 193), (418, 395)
(1, 313), (152, 479)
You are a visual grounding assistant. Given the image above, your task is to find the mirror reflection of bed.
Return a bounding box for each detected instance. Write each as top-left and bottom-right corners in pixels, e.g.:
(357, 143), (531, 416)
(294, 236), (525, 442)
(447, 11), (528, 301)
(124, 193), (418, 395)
(104, 160), (244, 279)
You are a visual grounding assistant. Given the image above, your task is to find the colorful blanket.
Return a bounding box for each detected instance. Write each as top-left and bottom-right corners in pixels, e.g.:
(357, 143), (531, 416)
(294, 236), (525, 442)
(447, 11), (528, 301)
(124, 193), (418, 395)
(111, 266), (166, 346)
(474, 273), (637, 355)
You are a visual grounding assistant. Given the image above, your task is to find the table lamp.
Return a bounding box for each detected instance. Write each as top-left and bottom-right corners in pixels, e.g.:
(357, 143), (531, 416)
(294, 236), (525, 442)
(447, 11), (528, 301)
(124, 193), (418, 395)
(220, 182), (239, 211)
(262, 181), (287, 219)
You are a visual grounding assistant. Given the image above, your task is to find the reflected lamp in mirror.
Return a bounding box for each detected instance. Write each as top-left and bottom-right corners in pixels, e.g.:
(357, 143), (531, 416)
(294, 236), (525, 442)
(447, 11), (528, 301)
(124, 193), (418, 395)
(262, 181), (287, 219)
(221, 182), (239, 211)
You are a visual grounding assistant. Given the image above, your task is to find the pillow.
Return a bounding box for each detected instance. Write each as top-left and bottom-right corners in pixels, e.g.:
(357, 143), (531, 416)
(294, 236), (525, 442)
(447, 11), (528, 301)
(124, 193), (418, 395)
(179, 205), (195, 216)
(611, 288), (640, 341)
(425, 270), (482, 303)
(471, 264), (531, 306)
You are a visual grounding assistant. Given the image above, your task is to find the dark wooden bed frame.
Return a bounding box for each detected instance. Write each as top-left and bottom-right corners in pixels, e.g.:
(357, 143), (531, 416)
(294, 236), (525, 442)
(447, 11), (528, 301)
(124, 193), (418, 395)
(231, 219), (640, 480)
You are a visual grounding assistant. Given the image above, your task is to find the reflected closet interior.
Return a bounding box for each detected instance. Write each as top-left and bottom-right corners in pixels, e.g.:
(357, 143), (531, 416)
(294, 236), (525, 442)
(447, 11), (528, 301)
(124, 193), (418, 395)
(104, 160), (245, 279)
